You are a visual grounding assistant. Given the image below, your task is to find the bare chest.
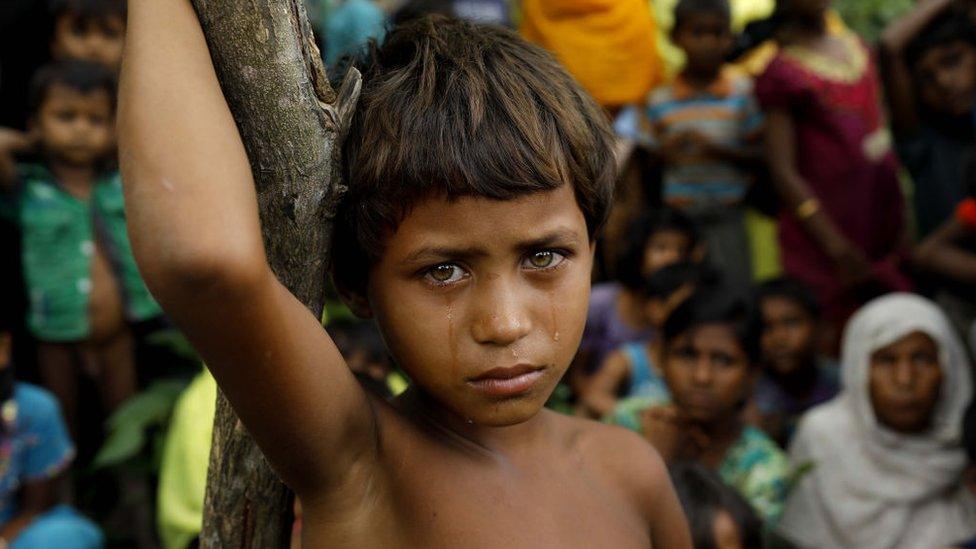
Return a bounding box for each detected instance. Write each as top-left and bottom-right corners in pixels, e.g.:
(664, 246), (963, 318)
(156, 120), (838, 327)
(303, 450), (651, 548)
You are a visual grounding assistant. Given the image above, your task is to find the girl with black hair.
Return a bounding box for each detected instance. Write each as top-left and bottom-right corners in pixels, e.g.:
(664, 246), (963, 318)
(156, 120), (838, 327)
(670, 462), (763, 549)
(611, 286), (791, 523)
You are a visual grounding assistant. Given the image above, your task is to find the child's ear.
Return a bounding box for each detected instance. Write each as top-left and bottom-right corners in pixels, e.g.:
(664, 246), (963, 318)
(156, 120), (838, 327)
(334, 277), (373, 319)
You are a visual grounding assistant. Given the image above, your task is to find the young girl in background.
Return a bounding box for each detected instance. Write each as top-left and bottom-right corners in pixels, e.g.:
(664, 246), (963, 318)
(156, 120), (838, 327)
(757, 0), (912, 350)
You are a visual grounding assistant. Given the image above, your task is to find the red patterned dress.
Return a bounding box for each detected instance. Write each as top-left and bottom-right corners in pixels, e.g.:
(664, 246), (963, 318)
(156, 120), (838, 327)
(756, 32), (912, 323)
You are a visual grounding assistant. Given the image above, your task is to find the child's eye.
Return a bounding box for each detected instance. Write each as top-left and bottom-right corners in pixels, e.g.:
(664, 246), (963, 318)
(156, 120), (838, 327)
(522, 250), (566, 270)
(424, 264), (466, 286)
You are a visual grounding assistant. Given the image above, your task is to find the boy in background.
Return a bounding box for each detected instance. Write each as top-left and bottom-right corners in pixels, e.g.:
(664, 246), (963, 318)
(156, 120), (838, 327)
(121, 5), (692, 546)
(749, 277), (838, 447)
(50, 0), (126, 71)
(882, 0), (976, 238)
(0, 61), (160, 438)
(645, 0), (763, 296)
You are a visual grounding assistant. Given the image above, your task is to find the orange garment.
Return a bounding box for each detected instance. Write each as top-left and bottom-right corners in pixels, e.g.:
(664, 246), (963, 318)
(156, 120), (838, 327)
(520, 0), (662, 108)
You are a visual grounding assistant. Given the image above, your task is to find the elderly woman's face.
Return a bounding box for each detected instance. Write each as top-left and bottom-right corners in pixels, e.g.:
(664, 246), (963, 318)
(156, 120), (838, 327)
(869, 332), (943, 434)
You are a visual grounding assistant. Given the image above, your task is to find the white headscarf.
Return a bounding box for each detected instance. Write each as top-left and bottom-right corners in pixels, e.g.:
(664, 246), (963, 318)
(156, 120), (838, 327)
(778, 294), (976, 549)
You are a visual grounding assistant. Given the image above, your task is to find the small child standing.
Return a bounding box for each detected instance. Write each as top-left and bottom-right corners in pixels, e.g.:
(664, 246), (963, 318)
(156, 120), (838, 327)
(49, 0), (126, 71)
(614, 286), (791, 523)
(749, 277), (838, 447)
(644, 0), (763, 296)
(881, 0), (976, 238)
(0, 61), (160, 437)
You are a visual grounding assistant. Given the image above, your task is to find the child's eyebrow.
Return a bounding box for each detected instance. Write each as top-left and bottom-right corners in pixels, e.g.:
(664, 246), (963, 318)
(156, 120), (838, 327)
(401, 229), (582, 266)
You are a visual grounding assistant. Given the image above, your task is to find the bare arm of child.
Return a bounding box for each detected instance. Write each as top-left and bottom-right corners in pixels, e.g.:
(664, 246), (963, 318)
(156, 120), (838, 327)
(119, 0), (375, 496)
(914, 217), (976, 284)
(880, 0), (955, 136)
(0, 477), (58, 542)
(580, 350), (631, 419)
(765, 108), (873, 287)
(0, 129), (30, 188)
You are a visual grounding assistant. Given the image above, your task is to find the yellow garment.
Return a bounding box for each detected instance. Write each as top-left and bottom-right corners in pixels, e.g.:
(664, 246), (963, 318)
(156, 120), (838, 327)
(520, 0), (663, 107)
(654, 0), (775, 79)
(157, 370), (217, 549)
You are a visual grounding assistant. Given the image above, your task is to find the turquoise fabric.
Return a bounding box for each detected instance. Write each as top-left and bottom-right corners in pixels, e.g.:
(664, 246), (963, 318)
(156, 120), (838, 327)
(2, 165), (161, 341)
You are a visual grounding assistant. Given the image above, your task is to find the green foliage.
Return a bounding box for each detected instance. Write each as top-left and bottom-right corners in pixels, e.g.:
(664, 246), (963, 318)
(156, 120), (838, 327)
(145, 329), (199, 362)
(93, 379), (189, 469)
(834, 0), (914, 43)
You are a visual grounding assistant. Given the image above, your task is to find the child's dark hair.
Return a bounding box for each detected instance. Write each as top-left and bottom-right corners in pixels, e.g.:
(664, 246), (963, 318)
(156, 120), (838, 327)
(670, 462), (762, 549)
(663, 284), (761, 364)
(905, 11), (976, 72)
(755, 277), (821, 319)
(645, 261), (717, 300)
(334, 15), (615, 291)
(49, 0), (125, 22)
(674, 0), (731, 32)
(615, 209), (699, 291)
(27, 60), (117, 117)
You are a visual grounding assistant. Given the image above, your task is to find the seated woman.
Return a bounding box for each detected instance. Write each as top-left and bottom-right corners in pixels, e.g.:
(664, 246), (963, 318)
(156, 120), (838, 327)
(610, 286), (791, 523)
(779, 294), (976, 548)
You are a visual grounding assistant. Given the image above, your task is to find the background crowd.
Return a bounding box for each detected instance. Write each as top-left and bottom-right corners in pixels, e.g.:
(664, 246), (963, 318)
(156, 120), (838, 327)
(1, 0), (976, 547)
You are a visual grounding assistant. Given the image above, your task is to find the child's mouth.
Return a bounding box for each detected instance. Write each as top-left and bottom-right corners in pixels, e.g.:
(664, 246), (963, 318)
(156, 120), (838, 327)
(467, 365), (545, 398)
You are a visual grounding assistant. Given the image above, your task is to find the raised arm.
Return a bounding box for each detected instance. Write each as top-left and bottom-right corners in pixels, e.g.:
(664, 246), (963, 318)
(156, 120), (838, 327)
(879, 0), (955, 136)
(118, 0), (375, 496)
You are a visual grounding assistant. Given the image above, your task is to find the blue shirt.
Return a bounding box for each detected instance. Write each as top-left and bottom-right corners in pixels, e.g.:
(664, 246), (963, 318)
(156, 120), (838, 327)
(0, 383), (74, 523)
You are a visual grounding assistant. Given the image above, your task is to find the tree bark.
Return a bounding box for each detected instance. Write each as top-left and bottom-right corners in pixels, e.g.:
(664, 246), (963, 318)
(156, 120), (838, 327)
(189, 1), (360, 546)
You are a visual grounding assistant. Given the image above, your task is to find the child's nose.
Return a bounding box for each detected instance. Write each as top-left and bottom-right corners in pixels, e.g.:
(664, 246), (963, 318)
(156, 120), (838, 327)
(470, 279), (532, 347)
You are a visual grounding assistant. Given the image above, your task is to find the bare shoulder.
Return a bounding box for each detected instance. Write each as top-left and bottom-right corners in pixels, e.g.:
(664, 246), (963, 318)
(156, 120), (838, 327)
(550, 412), (691, 546)
(551, 412), (671, 507)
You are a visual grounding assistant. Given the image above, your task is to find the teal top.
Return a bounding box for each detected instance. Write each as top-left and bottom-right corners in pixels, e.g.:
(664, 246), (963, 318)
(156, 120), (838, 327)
(1, 164), (161, 341)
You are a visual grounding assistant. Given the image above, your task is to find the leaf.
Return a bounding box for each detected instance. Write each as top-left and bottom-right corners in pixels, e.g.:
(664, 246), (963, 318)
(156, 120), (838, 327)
(93, 425), (145, 468)
(145, 329), (200, 361)
(105, 380), (187, 431)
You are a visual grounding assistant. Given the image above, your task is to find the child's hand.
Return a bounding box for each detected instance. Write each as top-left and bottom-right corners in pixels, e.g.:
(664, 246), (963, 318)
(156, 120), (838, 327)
(0, 129), (31, 187)
(660, 131), (707, 165)
(822, 230), (874, 288)
(640, 405), (695, 462)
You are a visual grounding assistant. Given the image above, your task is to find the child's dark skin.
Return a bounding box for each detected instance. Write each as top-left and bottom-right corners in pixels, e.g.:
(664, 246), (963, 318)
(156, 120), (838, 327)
(881, 0), (976, 137)
(641, 325), (757, 467)
(51, 11), (125, 70)
(1, 82), (134, 434)
(119, 2), (691, 547)
(751, 295), (819, 439)
(661, 12), (761, 170)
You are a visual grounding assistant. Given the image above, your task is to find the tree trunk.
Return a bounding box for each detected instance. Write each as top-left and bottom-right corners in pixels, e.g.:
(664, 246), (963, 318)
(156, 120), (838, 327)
(188, 1), (360, 546)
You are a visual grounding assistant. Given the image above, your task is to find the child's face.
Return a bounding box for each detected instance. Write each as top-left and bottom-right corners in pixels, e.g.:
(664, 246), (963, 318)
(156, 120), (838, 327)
(52, 14), (125, 69)
(869, 331), (943, 434)
(365, 185), (593, 426)
(914, 41), (976, 117)
(759, 296), (817, 377)
(663, 324), (755, 424)
(32, 84), (113, 167)
(643, 230), (692, 277)
(673, 13), (733, 75)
